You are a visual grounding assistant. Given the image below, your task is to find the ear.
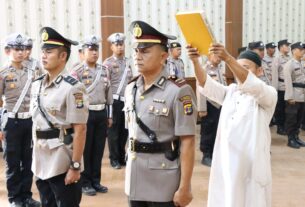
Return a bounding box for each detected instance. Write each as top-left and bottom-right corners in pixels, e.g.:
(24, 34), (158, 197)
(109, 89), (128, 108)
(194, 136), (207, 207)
(160, 51), (169, 65)
(60, 51), (67, 61)
(256, 66), (263, 77)
(5, 48), (10, 56)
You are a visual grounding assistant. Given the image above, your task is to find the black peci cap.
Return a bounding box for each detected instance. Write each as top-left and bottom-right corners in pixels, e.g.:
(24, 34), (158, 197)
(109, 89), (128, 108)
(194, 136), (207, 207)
(238, 50), (262, 67)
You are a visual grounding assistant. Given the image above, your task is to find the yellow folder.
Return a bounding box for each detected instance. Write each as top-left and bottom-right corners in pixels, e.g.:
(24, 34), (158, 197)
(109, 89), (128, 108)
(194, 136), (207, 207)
(176, 11), (215, 55)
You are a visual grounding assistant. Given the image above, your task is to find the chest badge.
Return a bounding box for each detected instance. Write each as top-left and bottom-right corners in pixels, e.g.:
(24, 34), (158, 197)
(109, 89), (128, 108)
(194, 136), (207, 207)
(9, 83), (15, 89)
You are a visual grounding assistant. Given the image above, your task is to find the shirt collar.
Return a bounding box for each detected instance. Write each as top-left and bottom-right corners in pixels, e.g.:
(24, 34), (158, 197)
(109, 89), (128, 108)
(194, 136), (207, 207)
(43, 69), (68, 88)
(136, 68), (168, 91)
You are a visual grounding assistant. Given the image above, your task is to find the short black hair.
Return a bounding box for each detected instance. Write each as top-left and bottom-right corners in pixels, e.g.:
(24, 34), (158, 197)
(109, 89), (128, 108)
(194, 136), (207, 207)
(58, 46), (71, 62)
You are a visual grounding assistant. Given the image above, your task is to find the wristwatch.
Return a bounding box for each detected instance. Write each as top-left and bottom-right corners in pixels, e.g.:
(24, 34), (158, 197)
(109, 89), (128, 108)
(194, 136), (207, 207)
(70, 161), (81, 170)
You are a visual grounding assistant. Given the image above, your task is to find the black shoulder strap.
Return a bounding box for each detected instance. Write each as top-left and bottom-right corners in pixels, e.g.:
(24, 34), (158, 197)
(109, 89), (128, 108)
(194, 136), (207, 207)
(132, 83), (157, 142)
(34, 74), (46, 82)
(63, 76), (78, 85)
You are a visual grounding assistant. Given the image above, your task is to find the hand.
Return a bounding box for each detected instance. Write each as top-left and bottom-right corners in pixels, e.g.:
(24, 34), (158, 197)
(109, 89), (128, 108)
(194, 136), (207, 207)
(208, 43), (232, 62)
(64, 169), (80, 185)
(288, 99), (296, 105)
(107, 118), (113, 128)
(0, 131), (4, 141)
(198, 111), (208, 118)
(173, 188), (193, 207)
(186, 44), (201, 63)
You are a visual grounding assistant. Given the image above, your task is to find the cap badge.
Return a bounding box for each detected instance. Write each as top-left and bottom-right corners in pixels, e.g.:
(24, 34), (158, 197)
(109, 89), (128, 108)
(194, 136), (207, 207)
(173, 43), (177, 47)
(133, 24), (142, 38)
(16, 34), (23, 44)
(92, 36), (97, 44)
(41, 30), (49, 41)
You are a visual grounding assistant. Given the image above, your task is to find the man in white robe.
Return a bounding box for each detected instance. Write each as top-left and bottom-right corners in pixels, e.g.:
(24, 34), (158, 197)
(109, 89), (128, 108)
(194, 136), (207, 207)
(187, 44), (277, 207)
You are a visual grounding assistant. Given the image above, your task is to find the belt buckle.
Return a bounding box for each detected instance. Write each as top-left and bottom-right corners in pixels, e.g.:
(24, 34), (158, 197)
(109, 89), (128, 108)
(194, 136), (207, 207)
(130, 138), (135, 152)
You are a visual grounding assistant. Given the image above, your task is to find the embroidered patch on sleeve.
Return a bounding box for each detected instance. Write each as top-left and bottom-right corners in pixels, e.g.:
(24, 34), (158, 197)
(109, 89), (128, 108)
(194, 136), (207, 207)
(74, 92), (84, 109)
(183, 100), (193, 115)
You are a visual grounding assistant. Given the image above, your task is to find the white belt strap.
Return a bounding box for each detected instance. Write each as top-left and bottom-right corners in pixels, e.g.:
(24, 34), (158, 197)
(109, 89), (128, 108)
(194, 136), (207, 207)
(11, 62), (35, 116)
(116, 59), (129, 95)
(8, 112), (31, 119)
(88, 104), (106, 111)
(113, 94), (125, 102)
(86, 66), (103, 94)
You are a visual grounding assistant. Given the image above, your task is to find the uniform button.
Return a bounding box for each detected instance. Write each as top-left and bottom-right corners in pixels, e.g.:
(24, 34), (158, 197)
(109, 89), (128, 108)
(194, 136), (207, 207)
(140, 96), (144, 100)
(161, 163), (166, 168)
(131, 154), (136, 160)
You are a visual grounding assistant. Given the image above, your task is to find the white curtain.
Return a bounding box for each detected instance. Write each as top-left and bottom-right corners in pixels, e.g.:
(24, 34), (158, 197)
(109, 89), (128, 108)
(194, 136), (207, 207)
(243, 0), (305, 47)
(0, 0), (101, 69)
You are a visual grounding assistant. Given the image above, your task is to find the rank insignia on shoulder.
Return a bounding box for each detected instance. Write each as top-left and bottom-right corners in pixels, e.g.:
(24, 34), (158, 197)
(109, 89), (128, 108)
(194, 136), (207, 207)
(73, 92), (84, 108)
(64, 76), (78, 85)
(168, 76), (187, 87)
(183, 100), (193, 115)
(179, 95), (191, 102)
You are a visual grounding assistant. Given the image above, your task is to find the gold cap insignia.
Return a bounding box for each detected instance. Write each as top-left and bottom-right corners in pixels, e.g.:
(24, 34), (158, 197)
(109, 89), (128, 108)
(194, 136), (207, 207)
(173, 43), (177, 47)
(133, 24), (142, 38)
(41, 30), (49, 41)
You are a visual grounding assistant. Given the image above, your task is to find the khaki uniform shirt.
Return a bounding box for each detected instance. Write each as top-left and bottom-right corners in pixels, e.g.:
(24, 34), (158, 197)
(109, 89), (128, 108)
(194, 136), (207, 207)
(30, 70), (89, 180)
(262, 54), (274, 81)
(283, 58), (305, 102)
(124, 69), (197, 202)
(167, 57), (185, 78)
(103, 56), (133, 97)
(71, 63), (113, 105)
(197, 62), (225, 111)
(259, 61), (271, 85)
(271, 54), (290, 91)
(0, 64), (44, 112)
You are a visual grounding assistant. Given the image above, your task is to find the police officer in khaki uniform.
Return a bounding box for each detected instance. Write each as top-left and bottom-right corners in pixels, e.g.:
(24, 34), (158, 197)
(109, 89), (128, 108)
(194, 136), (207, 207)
(103, 33), (133, 169)
(272, 39), (291, 135)
(197, 53), (225, 167)
(71, 45), (85, 72)
(167, 42), (185, 79)
(283, 42), (305, 149)
(125, 21), (196, 207)
(71, 35), (113, 196)
(263, 42), (277, 82)
(248, 41), (270, 85)
(23, 37), (43, 76)
(31, 27), (89, 207)
(0, 33), (41, 207)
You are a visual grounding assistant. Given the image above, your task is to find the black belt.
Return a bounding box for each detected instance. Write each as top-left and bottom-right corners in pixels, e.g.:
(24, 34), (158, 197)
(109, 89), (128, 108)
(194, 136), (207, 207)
(278, 78), (284, 82)
(36, 128), (74, 139)
(293, 83), (305, 88)
(130, 139), (178, 153)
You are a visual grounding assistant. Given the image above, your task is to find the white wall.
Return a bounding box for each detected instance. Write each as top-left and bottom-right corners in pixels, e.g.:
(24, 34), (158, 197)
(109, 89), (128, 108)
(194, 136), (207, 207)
(243, 0), (305, 46)
(124, 0), (226, 77)
(0, 0), (101, 69)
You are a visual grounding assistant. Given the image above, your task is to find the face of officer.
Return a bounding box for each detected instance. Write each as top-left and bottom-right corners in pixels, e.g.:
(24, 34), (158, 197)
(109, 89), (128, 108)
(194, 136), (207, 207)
(41, 47), (68, 72)
(111, 42), (125, 57)
(280, 44), (290, 54)
(237, 59), (263, 77)
(24, 47), (32, 60)
(5, 47), (25, 63)
(292, 48), (305, 60)
(170, 47), (182, 59)
(133, 44), (168, 74)
(209, 53), (221, 66)
(83, 46), (99, 64)
(252, 48), (265, 59)
(266, 47), (275, 57)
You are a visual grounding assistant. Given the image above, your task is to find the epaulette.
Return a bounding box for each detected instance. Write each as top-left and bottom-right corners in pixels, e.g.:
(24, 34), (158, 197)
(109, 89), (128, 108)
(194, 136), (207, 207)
(63, 76), (78, 85)
(33, 74), (46, 82)
(128, 75), (140, 84)
(167, 76), (187, 87)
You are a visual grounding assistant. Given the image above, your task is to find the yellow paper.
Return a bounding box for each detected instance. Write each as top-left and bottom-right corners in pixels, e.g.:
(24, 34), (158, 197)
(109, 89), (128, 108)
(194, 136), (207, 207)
(176, 11), (215, 55)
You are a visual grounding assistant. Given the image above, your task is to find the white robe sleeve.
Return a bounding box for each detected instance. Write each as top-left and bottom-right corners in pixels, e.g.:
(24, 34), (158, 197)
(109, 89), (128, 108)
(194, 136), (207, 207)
(239, 71), (277, 111)
(197, 75), (227, 106)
